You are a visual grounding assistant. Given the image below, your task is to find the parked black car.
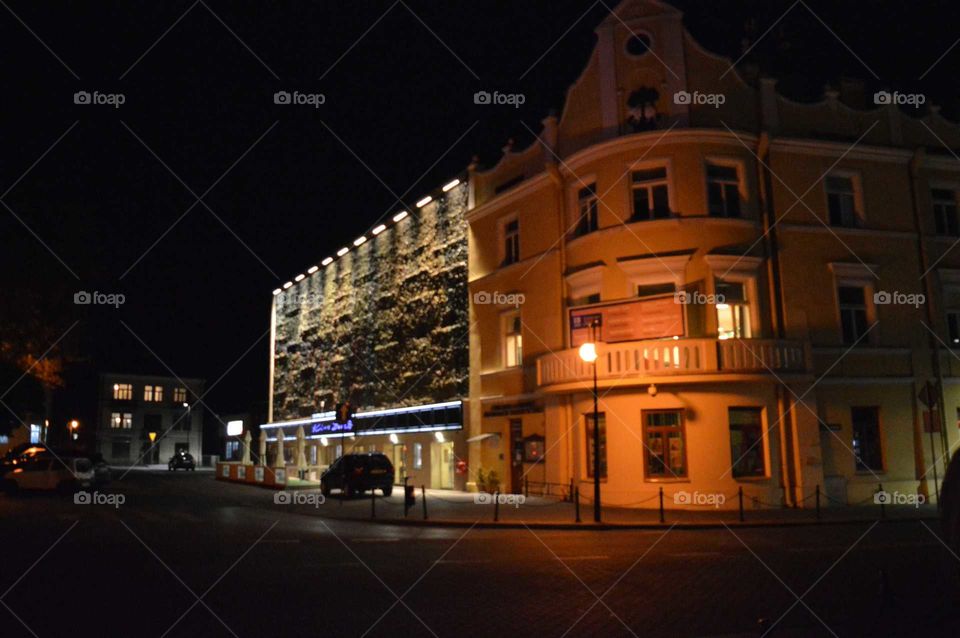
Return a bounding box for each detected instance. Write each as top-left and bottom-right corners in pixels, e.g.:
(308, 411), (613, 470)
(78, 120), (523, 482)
(168, 452), (196, 471)
(321, 453), (394, 497)
(942, 450), (960, 562)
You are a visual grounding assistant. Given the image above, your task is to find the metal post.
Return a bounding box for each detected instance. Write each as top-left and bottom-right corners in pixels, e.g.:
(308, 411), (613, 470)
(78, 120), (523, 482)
(421, 485), (428, 520)
(493, 491), (500, 522)
(575, 486), (581, 523)
(659, 486), (665, 523)
(404, 476), (410, 518)
(592, 320), (601, 523)
(738, 486), (744, 522)
(815, 484), (821, 521)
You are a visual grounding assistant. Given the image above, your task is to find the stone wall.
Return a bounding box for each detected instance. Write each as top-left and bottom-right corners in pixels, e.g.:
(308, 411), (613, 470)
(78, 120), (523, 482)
(271, 183), (469, 419)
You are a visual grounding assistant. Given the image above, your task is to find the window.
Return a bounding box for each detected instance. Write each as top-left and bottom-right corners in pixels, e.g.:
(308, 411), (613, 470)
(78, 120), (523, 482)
(570, 292), (600, 307)
(111, 412), (132, 429)
(225, 440), (240, 460)
(838, 286), (869, 344)
(637, 282), (676, 298)
(144, 385), (163, 402)
(933, 189), (959, 236)
(173, 387), (187, 403)
(113, 383), (133, 400)
(643, 410), (686, 478)
(29, 424), (41, 444)
(716, 280), (751, 339)
(851, 407), (883, 472)
(576, 184), (599, 236)
(585, 413), (607, 479)
(948, 312), (960, 345)
(501, 217), (520, 266)
(413, 443), (423, 469)
(144, 414), (162, 435)
(503, 312), (523, 368)
(706, 163), (741, 217)
(826, 175), (860, 227)
(0, 435), (7, 445)
(631, 167), (670, 220)
(729, 408), (765, 478)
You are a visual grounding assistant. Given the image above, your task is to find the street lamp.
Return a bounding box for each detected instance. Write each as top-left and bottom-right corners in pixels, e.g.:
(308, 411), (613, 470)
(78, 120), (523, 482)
(69, 419), (79, 442)
(578, 319), (601, 522)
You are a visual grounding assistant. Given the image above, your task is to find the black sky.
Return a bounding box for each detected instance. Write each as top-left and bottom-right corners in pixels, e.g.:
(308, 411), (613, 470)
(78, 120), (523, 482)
(2, 1), (959, 443)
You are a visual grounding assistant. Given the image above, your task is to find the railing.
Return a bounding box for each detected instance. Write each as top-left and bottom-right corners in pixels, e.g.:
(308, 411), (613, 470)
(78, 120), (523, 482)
(536, 338), (808, 386)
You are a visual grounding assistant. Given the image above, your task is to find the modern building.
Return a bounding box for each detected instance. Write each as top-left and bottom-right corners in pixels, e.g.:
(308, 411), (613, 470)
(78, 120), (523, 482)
(95, 373), (204, 465)
(266, 180), (470, 489)
(465, 0), (960, 507)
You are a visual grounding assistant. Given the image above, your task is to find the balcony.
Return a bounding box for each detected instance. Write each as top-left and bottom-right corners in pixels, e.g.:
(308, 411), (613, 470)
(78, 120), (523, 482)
(536, 338), (809, 388)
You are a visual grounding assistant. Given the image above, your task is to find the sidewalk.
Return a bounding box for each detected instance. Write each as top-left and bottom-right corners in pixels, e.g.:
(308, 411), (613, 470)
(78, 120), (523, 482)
(114, 464), (215, 472)
(269, 487), (941, 530)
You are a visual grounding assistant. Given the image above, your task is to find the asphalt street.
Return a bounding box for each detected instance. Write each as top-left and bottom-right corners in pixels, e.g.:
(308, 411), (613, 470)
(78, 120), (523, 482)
(1, 471), (957, 637)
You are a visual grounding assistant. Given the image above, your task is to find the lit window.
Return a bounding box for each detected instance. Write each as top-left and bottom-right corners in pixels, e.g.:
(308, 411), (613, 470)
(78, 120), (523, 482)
(113, 383), (133, 400)
(154, 386), (163, 402)
(173, 387), (187, 403)
(716, 280), (750, 339)
(503, 312), (523, 368)
(729, 408), (765, 477)
(932, 189), (959, 236)
(631, 167), (670, 220)
(851, 407), (883, 472)
(576, 184), (599, 236)
(0, 435), (8, 445)
(502, 217), (520, 266)
(838, 286), (869, 344)
(413, 443), (423, 469)
(143, 385), (163, 402)
(585, 413), (606, 479)
(826, 175), (861, 227)
(643, 410), (686, 478)
(225, 440), (240, 460)
(29, 424), (41, 444)
(706, 163), (741, 217)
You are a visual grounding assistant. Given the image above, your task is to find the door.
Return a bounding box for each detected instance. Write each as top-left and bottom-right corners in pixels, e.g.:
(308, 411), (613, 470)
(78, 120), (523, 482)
(430, 442), (455, 489)
(392, 444), (406, 485)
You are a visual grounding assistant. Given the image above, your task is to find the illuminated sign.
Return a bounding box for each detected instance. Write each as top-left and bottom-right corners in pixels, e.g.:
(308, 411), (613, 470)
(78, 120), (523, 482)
(226, 420), (244, 436)
(570, 296), (684, 346)
(311, 419), (353, 435)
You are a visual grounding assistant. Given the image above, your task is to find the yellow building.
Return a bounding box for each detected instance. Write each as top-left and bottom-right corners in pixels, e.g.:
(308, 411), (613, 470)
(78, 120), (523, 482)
(466, 0), (960, 509)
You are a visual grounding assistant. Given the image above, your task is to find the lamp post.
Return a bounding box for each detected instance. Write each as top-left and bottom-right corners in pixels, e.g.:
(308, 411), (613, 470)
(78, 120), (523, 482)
(578, 319), (601, 522)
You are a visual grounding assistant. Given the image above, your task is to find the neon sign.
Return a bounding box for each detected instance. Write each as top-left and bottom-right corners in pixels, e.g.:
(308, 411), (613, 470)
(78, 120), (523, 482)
(311, 419), (353, 435)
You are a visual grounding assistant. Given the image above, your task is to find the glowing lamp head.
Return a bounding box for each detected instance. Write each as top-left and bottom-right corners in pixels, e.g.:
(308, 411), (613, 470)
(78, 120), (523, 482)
(578, 342), (598, 363)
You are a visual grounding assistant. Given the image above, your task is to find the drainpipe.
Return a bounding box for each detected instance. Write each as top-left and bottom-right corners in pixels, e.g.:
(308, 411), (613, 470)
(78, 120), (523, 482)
(542, 113), (568, 349)
(756, 131), (795, 506)
(907, 147), (948, 497)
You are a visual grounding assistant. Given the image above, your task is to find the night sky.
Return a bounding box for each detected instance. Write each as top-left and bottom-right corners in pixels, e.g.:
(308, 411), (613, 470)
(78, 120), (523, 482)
(3, 1), (959, 446)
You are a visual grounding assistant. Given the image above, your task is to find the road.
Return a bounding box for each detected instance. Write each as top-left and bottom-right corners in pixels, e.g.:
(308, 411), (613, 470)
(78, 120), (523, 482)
(0, 471), (957, 637)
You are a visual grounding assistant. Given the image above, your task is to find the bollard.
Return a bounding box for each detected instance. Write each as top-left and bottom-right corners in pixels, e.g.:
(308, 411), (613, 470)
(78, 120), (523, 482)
(371, 488), (376, 519)
(659, 486), (665, 524)
(815, 484), (821, 521)
(494, 491), (500, 522)
(524, 478), (529, 498)
(404, 477), (410, 518)
(879, 483), (885, 520)
(421, 485), (428, 520)
(738, 486), (744, 522)
(575, 486), (581, 523)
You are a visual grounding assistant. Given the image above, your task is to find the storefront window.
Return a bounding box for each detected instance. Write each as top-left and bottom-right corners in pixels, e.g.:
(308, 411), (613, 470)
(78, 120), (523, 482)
(728, 408), (765, 477)
(643, 410), (686, 478)
(585, 413), (607, 479)
(413, 442), (423, 469)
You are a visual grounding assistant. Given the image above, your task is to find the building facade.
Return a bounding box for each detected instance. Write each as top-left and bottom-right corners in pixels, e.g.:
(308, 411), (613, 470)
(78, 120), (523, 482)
(95, 373), (204, 465)
(466, 0), (960, 508)
(266, 181), (470, 489)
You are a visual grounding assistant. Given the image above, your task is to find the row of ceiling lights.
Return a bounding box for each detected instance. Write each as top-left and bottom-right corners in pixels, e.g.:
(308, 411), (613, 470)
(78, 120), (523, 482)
(272, 178), (461, 296)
